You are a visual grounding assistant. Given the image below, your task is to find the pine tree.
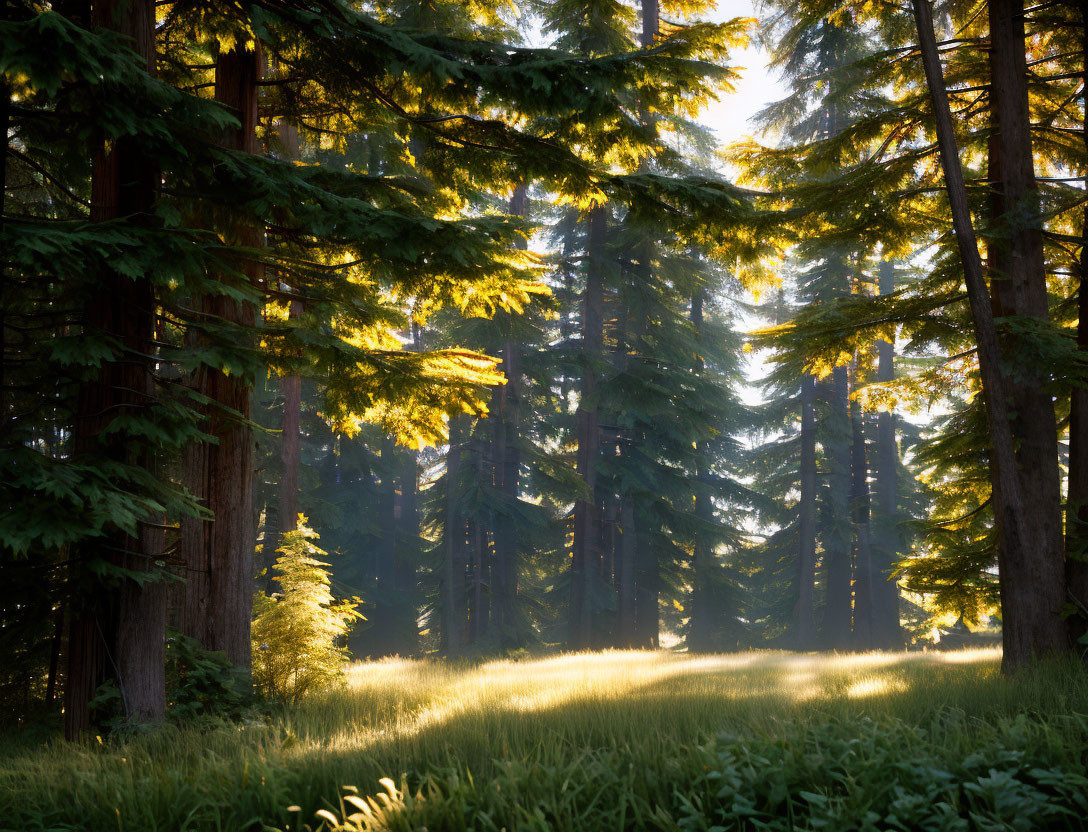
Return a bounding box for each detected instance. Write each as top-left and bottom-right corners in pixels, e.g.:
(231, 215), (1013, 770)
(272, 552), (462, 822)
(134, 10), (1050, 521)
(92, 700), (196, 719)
(252, 520), (361, 704)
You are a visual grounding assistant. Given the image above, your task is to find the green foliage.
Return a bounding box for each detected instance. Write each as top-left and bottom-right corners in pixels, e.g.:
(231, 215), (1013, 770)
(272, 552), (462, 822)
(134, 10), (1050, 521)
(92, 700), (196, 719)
(3, 651), (1086, 831)
(687, 718), (1088, 831)
(164, 631), (256, 724)
(253, 522), (362, 704)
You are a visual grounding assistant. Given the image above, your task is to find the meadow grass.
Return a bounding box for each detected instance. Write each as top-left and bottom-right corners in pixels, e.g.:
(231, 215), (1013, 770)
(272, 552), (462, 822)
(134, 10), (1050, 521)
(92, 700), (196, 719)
(2, 649), (1087, 831)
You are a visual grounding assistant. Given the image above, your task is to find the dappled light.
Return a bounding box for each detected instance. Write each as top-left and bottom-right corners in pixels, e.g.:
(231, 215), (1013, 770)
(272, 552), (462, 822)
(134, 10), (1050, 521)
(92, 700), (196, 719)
(293, 649), (1004, 756)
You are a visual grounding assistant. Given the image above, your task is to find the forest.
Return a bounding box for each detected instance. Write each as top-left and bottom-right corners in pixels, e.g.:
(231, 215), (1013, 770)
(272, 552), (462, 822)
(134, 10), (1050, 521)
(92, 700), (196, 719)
(2, 0), (1088, 829)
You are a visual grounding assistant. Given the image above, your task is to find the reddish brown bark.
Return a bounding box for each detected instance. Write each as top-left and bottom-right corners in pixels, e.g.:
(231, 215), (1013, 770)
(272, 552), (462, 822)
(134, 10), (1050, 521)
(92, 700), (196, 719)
(912, 0), (1068, 672)
(1065, 1), (1088, 647)
(985, 0), (1068, 667)
(178, 44), (262, 670)
(65, 0), (165, 739)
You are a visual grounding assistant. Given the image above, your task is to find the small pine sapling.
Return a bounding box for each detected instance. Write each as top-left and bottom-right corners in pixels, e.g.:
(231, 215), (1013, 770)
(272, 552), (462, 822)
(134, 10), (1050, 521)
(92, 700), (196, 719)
(252, 519), (362, 704)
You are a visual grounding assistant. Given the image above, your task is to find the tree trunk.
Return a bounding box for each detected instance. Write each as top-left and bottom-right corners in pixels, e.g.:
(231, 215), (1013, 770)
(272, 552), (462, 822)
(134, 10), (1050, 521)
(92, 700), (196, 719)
(442, 417), (468, 654)
(276, 117), (302, 550)
(634, 526), (659, 648)
(1065, 0), (1088, 647)
(822, 364), (853, 649)
(626, 0), (661, 652)
(795, 372), (818, 649)
(849, 382), (875, 649)
(570, 206), (606, 649)
(366, 437), (398, 653)
(0, 75), (9, 430)
(688, 289), (715, 652)
(640, 0), (659, 48)
(617, 495), (637, 646)
(65, 0), (164, 738)
(278, 366), (301, 539)
(468, 518), (489, 644)
(489, 185), (527, 648)
(873, 260), (902, 648)
(178, 43), (261, 670)
(45, 603), (64, 705)
(985, 0), (1067, 664)
(912, 0), (1068, 671)
(394, 442), (420, 654)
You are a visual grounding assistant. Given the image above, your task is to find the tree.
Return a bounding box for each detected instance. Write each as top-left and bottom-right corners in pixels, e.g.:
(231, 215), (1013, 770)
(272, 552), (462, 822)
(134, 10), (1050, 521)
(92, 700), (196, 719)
(912, 0), (1069, 668)
(252, 520), (361, 704)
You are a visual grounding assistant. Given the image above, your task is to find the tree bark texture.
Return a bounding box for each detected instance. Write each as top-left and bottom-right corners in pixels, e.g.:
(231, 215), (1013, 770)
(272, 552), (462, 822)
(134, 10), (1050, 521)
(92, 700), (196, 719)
(570, 206), (606, 649)
(1065, 0), (1088, 647)
(822, 364), (853, 649)
(849, 388), (875, 649)
(912, 0), (1068, 671)
(794, 372), (819, 649)
(688, 288), (716, 651)
(985, 0), (1068, 664)
(65, 0), (165, 738)
(178, 43), (261, 670)
(442, 417), (468, 654)
(873, 261), (902, 648)
(488, 185), (527, 647)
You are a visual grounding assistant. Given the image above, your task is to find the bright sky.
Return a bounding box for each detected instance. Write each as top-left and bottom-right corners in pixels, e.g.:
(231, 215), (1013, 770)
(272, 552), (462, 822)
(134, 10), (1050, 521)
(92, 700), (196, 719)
(701, 0), (786, 149)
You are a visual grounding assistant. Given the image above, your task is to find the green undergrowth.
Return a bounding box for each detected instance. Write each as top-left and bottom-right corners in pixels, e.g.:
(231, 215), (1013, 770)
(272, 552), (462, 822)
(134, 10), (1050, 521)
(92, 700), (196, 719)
(2, 649), (1086, 831)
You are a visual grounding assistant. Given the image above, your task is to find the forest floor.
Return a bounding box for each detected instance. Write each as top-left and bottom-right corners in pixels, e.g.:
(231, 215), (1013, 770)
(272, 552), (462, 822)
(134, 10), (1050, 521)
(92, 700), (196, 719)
(3, 649), (1088, 831)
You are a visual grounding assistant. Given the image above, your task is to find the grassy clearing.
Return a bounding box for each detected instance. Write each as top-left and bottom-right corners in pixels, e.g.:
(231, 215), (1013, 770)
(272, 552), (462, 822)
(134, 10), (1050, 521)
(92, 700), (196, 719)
(3, 649), (1087, 831)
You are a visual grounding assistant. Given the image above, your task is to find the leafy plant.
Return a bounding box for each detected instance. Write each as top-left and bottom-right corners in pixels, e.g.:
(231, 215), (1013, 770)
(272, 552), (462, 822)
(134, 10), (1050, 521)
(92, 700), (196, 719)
(164, 630), (256, 723)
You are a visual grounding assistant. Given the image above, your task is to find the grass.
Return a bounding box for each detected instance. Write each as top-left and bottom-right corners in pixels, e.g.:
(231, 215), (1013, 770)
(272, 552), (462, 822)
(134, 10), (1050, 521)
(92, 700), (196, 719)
(2, 649), (1088, 831)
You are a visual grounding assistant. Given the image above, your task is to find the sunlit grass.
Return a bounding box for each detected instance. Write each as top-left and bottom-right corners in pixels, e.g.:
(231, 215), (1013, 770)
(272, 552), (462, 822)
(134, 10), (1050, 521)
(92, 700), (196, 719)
(2, 648), (1086, 831)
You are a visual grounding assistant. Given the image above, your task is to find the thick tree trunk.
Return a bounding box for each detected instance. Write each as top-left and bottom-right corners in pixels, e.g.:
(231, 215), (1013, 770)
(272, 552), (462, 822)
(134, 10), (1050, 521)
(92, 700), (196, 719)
(794, 372), (818, 649)
(626, 0), (661, 652)
(179, 44), (261, 670)
(570, 207), (606, 649)
(65, 0), (164, 738)
(912, 0), (1068, 671)
(1065, 1), (1088, 646)
(985, 0), (1067, 664)
(873, 261), (902, 648)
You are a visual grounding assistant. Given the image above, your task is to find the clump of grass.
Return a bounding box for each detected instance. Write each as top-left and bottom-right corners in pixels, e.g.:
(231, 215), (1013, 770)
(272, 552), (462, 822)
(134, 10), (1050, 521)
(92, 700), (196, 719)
(2, 649), (1086, 831)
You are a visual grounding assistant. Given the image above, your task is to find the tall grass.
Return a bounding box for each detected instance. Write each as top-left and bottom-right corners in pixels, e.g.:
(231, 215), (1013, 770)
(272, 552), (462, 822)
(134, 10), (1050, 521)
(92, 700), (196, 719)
(2, 649), (1086, 831)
